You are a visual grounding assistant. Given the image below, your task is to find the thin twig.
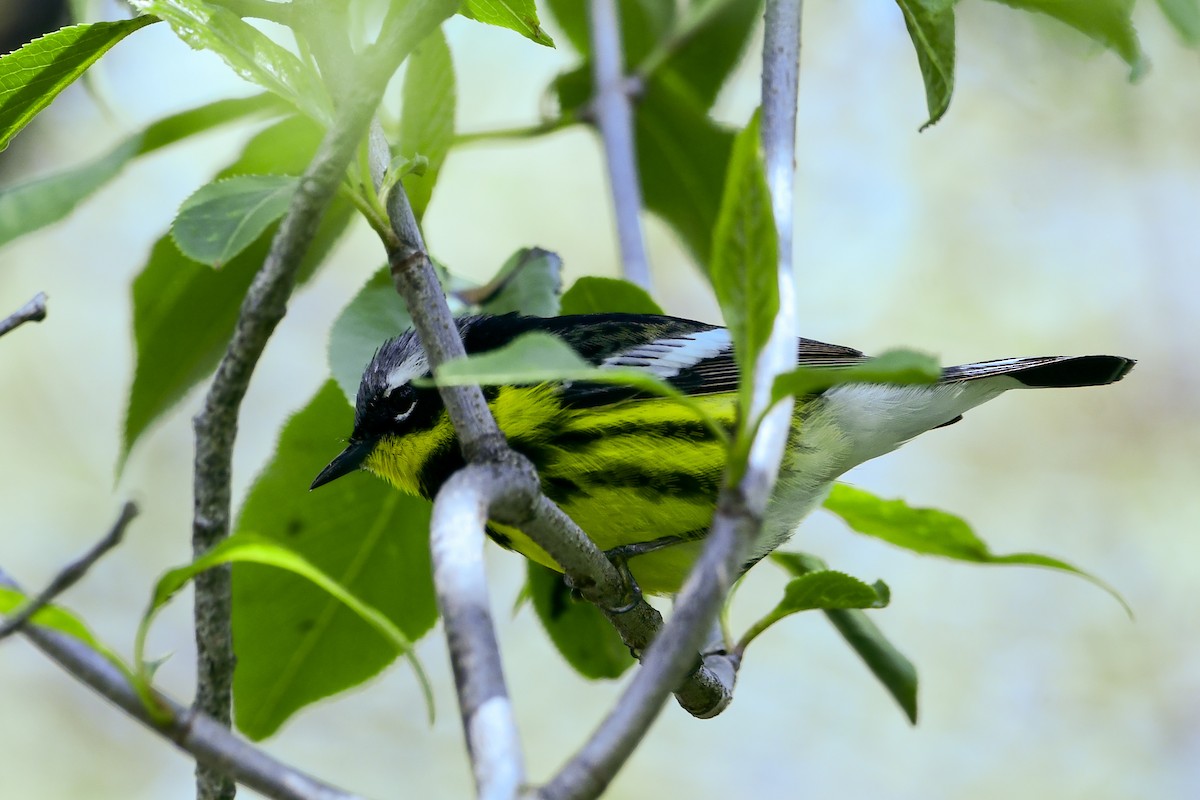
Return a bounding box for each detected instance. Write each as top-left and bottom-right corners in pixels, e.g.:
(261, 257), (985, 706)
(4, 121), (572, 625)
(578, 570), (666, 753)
(452, 115), (576, 147)
(431, 463), (529, 799)
(540, 2), (806, 796)
(588, 0), (653, 292)
(0, 292), (47, 338)
(188, 5), (455, 799)
(0, 566), (363, 800)
(0, 503), (138, 641)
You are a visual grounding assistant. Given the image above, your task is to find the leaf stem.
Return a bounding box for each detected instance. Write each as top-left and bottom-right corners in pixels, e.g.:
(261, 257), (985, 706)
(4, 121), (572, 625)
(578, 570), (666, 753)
(452, 114), (576, 147)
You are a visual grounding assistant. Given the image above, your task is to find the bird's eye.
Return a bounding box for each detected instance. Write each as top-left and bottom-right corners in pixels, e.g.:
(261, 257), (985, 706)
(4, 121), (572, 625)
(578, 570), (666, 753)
(394, 398), (416, 423)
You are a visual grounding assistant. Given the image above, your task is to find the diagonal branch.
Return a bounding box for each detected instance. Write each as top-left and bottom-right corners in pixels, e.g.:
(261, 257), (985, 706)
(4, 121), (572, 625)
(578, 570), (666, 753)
(188, 5), (455, 799)
(0, 502), (137, 641)
(0, 291), (47, 338)
(373, 131), (733, 718)
(0, 566), (363, 800)
(588, 0), (653, 292)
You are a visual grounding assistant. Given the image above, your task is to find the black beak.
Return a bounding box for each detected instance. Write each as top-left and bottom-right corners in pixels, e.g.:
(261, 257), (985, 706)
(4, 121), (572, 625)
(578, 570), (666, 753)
(310, 439), (376, 490)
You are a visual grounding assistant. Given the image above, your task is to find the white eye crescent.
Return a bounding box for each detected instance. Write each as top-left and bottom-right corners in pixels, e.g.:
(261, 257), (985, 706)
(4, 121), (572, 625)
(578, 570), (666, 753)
(394, 400), (415, 423)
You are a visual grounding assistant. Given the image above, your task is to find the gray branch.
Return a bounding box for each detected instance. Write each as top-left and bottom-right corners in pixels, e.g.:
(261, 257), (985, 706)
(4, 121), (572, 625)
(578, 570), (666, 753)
(0, 567), (363, 800)
(188, 5), (455, 799)
(430, 464), (529, 798)
(539, 2), (806, 796)
(588, 0), (653, 292)
(0, 291), (47, 338)
(539, 490), (751, 800)
(373, 133), (733, 717)
(0, 502), (137, 641)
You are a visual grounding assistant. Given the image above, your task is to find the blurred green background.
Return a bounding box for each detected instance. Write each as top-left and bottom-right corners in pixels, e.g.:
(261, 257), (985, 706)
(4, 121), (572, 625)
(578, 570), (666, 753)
(1, 2), (1197, 798)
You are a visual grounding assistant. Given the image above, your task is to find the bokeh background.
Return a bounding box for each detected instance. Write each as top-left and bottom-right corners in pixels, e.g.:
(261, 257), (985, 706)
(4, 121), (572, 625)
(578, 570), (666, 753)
(1, 1), (1197, 798)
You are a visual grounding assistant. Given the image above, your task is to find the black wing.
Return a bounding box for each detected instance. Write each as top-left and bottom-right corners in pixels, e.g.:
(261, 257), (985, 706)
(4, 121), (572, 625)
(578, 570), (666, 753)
(542, 313), (868, 408)
(463, 313), (1132, 408)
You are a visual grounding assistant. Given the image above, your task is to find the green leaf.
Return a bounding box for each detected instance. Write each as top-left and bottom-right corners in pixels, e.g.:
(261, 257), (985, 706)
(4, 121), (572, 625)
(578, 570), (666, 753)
(739, 557), (890, 655)
(122, 116), (353, 466)
(752, 553), (890, 633)
(544, 0), (676, 64)
(137, 528), (430, 738)
(894, 0), (956, 130)
(0, 94), (287, 250)
(826, 601), (918, 723)
(708, 109), (777, 413)
(771, 552), (918, 724)
(131, 0), (332, 119)
(230, 381), (437, 739)
(637, 76), (735, 266)
(398, 28), (456, 221)
(0, 17), (156, 152)
(465, 247), (563, 317)
(0, 587), (133, 679)
(771, 349), (941, 404)
(136, 92), (291, 154)
(650, 0), (762, 110)
(435, 331), (592, 385)
(775, 570), (889, 614)
(560, 276), (664, 315)
(527, 563), (634, 679)
(1156, 0), (1200, 45)
(985, 0), (1146, 79)
(461, 0), (555, 46)
(171, 175), (300, 267)
(823, 483), (1131, 615)
(0, 137), (141, 249)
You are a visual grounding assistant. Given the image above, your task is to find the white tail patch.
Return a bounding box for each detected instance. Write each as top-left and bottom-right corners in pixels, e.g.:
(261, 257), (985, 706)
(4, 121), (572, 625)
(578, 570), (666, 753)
(822, 376), (1023, 468)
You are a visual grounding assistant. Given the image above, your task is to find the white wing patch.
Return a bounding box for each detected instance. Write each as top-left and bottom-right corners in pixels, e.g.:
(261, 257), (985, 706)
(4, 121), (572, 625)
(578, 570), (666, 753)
(600, 327), (732, 379)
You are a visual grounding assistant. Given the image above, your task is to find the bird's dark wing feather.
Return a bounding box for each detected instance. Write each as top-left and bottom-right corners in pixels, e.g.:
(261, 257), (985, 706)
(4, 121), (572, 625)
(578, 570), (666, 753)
(664, 338), (868, 396)
(462, 313), (1132, 408)
(554, 314), (870, 407)
(942, 355), (1134, 387)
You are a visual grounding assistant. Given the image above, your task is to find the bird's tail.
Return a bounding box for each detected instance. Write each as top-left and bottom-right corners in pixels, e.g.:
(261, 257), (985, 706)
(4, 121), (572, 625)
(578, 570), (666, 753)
(942, 355), (1135, 388)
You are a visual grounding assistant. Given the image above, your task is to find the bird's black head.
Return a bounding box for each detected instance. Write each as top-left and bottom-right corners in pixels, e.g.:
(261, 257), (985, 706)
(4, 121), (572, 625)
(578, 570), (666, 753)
(310, 328), (445, 490)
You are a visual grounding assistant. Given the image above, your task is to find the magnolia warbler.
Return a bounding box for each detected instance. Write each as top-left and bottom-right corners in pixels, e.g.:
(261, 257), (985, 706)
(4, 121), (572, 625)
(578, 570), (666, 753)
(311, 313), (1133, 595)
